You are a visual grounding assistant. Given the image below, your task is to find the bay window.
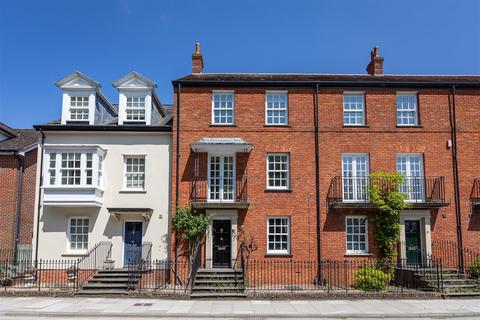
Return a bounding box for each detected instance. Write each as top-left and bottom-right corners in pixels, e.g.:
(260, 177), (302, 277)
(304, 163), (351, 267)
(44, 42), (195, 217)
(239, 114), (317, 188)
(45, 147), (105, 188)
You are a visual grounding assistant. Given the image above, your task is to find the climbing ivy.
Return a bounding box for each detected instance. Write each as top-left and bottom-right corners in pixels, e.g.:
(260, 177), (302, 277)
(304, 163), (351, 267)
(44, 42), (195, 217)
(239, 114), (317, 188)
(368, 172), (409, 267)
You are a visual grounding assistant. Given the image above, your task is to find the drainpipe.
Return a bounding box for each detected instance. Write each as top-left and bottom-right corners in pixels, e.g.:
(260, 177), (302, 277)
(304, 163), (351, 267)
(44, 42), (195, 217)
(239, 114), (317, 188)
(314, 84), (322, 279)
(449, 84), (464, 272)
(174, 83), (181, 284)
(34, 130), (45, 265)
(13, 151), (25, 263)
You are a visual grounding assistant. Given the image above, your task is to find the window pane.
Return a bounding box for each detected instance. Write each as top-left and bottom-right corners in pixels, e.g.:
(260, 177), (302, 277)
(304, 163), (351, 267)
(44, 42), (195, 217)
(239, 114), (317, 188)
(126, 97), (146, 121)
(345, 217), (368, 253)
(267, 154), (289, 189)
(396, 94), (418, 125)
(212, 93), (234, 124)
(267, 217), (290, 254)
(266, 93), (288, 125)
(343, 94), (365, 125)
(69, 218), (89, 251)
(125, 156), (145, 189)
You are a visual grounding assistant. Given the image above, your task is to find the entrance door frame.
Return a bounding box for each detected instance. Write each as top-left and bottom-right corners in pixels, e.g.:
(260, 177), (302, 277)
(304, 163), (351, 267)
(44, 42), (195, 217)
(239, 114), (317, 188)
(122, 220), (144, 267)
(205, 210), (238, 269)
(399, 210), (432, 264)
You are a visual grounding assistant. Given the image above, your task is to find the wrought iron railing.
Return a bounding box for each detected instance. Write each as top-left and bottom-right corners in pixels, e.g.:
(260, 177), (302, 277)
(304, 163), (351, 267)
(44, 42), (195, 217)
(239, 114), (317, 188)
(190, 175), (248, 203)
(327, 176), (446, 205)
(75, 241), (112, 290)
(126, 242), (154, 290)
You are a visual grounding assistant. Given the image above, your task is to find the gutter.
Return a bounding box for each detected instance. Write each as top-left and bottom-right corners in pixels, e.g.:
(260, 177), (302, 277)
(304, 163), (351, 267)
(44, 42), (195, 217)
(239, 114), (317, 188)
(174, 83), (181, 285)
(33, 125), (172, 132)
(314, 84), (322, 280)
(13, 151), (25, 263)
(173, 80), (480, 89)
(34, 130), (45, 263)
(449, 85), (464, 272)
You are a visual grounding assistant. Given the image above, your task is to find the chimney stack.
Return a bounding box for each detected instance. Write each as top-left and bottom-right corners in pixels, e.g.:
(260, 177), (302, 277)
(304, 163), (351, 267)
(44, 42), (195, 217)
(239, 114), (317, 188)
(366, 46), (384, 76)
(192, 42), (204, 74)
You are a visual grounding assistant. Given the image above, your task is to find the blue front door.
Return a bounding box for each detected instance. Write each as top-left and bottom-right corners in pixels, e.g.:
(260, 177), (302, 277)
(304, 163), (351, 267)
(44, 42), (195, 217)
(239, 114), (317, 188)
(124, 222), (142, 267)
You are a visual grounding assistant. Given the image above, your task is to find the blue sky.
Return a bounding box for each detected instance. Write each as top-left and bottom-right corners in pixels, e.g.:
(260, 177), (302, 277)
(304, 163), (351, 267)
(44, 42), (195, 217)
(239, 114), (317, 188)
(0, 0), (479, 128)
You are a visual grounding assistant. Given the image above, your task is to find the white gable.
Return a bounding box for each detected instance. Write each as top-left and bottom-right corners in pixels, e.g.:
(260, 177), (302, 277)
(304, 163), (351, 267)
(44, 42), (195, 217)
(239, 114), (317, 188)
(117, 77), (152, 90)
(59, 77), (97, 90)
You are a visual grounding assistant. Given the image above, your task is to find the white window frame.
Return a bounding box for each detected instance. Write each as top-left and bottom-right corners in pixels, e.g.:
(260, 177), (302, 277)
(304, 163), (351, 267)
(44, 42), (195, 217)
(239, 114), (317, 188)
(265, 91), (288, 125)
(68, 95), (90, 122)
(396, 92), (419, 126)
(266, 153), (290, 190)
(125, 95), (147, 122)
(207, 154), (236, 202)
(343, 92), (365, 126)
(123, 155), (146, 191)
(267, 216), (291, 255)
(341, 153), (369, 202)
(396, 153), (424, 202)
(345, 216), (368, 254)
(44, 147), (104, 188)
(211, 91), (235, 125)
(67, 216), (89, 254)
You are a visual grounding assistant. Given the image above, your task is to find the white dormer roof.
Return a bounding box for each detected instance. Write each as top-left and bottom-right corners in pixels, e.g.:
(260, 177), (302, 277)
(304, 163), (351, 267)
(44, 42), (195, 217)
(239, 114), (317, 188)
(112, 71), (157, 90)
(55, 71), (101, 90)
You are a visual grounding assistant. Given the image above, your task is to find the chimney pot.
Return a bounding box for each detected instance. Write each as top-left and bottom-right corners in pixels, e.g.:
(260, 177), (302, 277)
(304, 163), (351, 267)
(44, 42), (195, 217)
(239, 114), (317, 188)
(192, 42), (204, 74)
(366, 46), (384, 76)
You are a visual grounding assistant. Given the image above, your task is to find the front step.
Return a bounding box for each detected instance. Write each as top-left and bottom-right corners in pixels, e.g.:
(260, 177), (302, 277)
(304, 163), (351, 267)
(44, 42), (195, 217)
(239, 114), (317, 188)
(76, 268), (140, 296)
(191, 268), (245, 299)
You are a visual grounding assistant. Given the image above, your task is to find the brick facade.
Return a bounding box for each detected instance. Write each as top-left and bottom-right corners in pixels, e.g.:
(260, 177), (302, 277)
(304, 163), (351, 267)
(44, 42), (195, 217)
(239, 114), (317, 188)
(0, 149), (37, 252)
(172, 60), (480, 264)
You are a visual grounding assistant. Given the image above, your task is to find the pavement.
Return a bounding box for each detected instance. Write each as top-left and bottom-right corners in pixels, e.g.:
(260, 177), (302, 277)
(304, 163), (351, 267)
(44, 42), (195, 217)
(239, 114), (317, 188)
(1, 297), (480, 319)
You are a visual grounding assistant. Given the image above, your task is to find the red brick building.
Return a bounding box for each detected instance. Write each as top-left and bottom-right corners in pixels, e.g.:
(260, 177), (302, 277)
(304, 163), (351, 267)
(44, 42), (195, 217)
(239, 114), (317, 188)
(0, 122), (39, 259)
(172, 45), (480, 270)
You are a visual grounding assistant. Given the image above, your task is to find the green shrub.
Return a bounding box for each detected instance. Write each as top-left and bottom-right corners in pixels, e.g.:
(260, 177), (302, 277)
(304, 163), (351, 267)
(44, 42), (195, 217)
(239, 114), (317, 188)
(354, 265), (390, 291)
(468, 259), (480, 279)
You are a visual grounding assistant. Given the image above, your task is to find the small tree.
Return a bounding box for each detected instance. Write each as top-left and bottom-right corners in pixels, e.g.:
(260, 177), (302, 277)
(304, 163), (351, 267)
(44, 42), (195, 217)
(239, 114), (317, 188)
(172, 207), (210, 265)
(368, 172), (409, 268)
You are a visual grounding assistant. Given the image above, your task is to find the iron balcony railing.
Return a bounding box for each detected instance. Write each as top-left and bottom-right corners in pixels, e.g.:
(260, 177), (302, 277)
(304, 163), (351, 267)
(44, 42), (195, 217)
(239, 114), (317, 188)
(190, 174), (248, 203)
(327, 176), (447, 207)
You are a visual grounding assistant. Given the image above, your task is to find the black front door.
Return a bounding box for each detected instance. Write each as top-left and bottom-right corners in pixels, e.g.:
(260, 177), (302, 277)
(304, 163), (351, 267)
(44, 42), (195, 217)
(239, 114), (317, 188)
(212, 220), (231, 268)
(124, 221), (143, 267)
(405, 220), (422, 265)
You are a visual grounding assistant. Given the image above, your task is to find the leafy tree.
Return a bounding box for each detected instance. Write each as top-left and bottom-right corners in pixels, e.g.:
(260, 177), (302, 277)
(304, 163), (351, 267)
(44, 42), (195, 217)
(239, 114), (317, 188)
(172, 207), (210, 264)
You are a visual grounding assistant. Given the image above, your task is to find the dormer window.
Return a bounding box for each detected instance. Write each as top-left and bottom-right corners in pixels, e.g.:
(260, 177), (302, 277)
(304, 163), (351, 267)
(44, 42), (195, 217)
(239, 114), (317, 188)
(126, 96), (146, 122)
(69, 96), (90, 121)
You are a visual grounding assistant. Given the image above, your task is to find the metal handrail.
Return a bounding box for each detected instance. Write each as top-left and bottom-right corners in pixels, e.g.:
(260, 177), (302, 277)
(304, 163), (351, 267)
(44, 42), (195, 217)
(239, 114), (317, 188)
(185, 243), (202, 292)
(327, 175), (446, 205)
(75, 241), (112, 291)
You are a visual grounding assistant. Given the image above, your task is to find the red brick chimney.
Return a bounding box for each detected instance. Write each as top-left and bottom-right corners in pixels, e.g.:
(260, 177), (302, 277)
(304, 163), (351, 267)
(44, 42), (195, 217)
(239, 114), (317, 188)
(366, 46), (384, 76)
(192, 42), (204, 74)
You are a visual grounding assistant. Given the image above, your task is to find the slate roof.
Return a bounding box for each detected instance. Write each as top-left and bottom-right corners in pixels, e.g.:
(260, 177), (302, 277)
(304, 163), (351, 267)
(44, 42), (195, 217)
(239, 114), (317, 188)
(174, 73), (480, 86)
(0, 123), (39, 152)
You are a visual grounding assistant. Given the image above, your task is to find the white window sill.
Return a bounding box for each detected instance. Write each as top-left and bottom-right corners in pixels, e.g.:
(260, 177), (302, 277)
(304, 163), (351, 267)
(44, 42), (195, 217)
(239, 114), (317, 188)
(42, 185), (103, 192)
(119, 189), (147, 194)
(266, 252), (291, 256)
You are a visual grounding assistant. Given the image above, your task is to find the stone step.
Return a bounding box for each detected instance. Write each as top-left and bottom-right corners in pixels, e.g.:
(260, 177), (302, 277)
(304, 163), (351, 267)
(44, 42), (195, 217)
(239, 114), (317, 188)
(88, 278), (135, 284)
(93, 273), (131, 278)
(76, 289), (129, 296)
(190, 292), (247, 299)
(443, 292), (480, 298)
(197, 268), (241, 273)
(81, 283), (129, 290)
(194, 279), (242, 285)
(97, 269), (129, 274)
(195, 274), (243, 279)
(192, 286), (244, 291)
